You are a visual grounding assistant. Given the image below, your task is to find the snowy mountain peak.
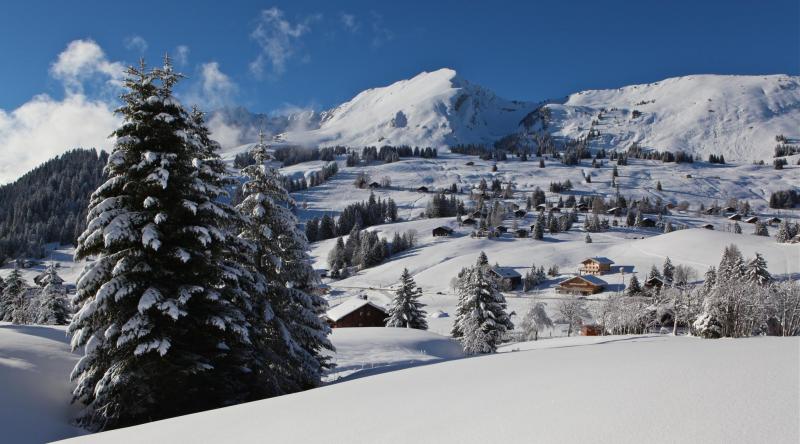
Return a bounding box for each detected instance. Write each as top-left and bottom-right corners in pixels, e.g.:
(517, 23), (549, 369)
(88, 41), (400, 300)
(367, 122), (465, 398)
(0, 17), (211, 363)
(277, 68), (536, 148)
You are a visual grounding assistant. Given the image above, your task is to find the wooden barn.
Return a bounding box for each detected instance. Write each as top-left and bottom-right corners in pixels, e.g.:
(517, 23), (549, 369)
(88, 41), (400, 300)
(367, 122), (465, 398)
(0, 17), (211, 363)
(515, 228), (529, 238)
(324, 297), (388, 328)
(490, 267), (522, 291)
(514, 209), (527, 218)
(416, 186), (429, 193)
(639, 217), (657, 228)
(744, 216), (759, 224)
(495, 225), (508, 233)
(461, 217), (477, 226)
(579, 257), (614, 275)
(768, 217), (782, 225)
(432, 226), (454, 237)
(728, 214), (742, 221)
(580, 325), (604, 336)
(556, 275), (608, 295)
(368, 182), (381, 189)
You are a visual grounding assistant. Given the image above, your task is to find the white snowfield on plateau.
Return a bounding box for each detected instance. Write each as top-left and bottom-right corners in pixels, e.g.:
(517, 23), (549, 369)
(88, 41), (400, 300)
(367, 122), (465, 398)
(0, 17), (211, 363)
(60, 334), (799, 444)
(266, 68), (799, 162)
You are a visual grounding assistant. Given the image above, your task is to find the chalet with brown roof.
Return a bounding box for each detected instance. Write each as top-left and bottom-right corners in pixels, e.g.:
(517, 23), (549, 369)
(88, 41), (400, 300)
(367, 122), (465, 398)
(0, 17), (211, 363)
(556, 275), (607, 295)
(489, 267), (522, 291)
(432, 226), (453, 237)
(324, 297), (388, 328)
(579, 257), (614, 275)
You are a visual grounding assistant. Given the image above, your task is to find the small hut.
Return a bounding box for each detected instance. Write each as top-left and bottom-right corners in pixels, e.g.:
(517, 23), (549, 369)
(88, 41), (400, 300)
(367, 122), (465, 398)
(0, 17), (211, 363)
(432, 226), (454, 237)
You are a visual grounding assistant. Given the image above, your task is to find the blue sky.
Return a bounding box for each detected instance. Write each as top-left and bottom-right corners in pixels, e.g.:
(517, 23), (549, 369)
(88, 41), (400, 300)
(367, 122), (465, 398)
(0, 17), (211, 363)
(0, 0), (798, 182)
(1, 0), (798, 112)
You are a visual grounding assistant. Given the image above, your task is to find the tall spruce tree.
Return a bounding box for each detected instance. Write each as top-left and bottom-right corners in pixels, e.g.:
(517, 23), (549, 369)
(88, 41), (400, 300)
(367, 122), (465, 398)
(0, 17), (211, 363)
(453, 264), (514, 354)
(35, 264), (70, 325)
(237, 130), (333, 393)
(69, 58), (267, 430)
(386, 268), (428, 329)
(626, 274), (642, 296)
(0, 264), (25, 321)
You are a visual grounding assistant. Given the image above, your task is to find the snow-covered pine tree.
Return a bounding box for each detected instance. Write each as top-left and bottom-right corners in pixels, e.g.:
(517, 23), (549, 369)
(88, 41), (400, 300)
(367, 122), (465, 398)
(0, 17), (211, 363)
(626, 274), (642, 296)
(69, 58), (267, 430)
(662, 257), (675, 285)
(753, 222), (769, 236)
(520, 301), (552, 341)
(733, 222), (742, 234)
(585, 233), (592, 243)
(35, 264), (70, 325)
(386, 268), (427, 329)
(0, 264), (25, 321)
(237, 130), (333, 393)
(648, 265), (662, 281)
(774, 220), (792, 243)
(745, 253), (771, 286)
(532, 218), (544, 240)
(453, 264), (514, 354)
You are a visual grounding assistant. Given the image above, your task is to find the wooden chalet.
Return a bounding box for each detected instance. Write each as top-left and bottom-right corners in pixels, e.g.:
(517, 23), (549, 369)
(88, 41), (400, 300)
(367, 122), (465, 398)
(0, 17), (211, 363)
(461, 217), (477, 226)
(644, 276), (664, 289)
(744, 216), (759, 224)
(466, 161), (475, 166)
(416, 186), (429, 193)
(576, 203), (589, 212)
(535, 204), (547, 212)
(489, 267), (522, 291)
(722, 206), (737, 213)
(515, 228), (529, 238)
(368, 182), (381, 189)
(606, 207), (622, 215)
(579, 257), (614, 275)
(494, 225), (508, 233)
(701, 223), (714, 230)
(727, 214), (742, 221)
(324, 297), (388, 328)
(768, 217), (782, 225)
(580, 325), (604, 336)
(514, 209), (527, 218)
(639, 217), (656, 228)
(556, 275), (607, 295)
(432, 226), (454, 237)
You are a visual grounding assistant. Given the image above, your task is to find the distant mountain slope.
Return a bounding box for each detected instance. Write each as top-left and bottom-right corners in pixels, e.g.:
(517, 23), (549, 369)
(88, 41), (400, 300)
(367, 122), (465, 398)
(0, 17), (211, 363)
(0, 149), (106, 260)
(220, 71), (799, 161)
(275, 68), (537, 148)
(521, 74), (800, 161)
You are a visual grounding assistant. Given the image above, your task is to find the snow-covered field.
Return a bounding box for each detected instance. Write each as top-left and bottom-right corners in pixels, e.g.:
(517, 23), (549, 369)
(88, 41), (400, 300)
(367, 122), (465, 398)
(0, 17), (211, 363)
(61, 334), (800, 444)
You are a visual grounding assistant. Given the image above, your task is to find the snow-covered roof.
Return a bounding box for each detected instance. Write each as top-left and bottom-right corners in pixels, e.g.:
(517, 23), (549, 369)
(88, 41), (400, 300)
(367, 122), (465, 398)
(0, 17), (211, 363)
(325, 297), (387, 322)
(491, 267), (521, 278)
(559, 275), (608, 287)
(581, 257), (614, 265)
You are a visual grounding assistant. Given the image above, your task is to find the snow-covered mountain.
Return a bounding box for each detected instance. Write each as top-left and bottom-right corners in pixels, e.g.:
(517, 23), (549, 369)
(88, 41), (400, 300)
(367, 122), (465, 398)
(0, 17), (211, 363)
(219, 70), (799, 162)
(274, 68), (537, 148)
(521, 74), (800, 161)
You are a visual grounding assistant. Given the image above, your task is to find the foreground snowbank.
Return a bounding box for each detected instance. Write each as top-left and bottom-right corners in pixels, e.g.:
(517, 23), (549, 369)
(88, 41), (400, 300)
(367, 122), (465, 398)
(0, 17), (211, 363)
(325, 327), (463, 381)
(0, 323), (85, 443)
(62, 335), (799, 444)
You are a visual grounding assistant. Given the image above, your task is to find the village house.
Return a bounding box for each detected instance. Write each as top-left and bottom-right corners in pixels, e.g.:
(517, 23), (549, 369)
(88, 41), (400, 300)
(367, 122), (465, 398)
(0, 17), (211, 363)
(515, 228), (528, 238)
(556, 275), (608, 295)
(514, 209), (527, 218)
(489, 267), (522, 291)
(580, 325), (604, 336)
(416, 186), (429, 193)
(768, 217), (781, 225)
(324, 296), (388, 328)
(576, 203), (589, 212)
(461, 217), (477, 226)
(495, 225), (508, 233)
(579, 257), (614, 275)
(639, 217), (657, 228)
(701, 223), (714, 230)
(432, 226), (453, 237)
(644, 276), (664, 290)
(368, 182), (381, 189)
(728, 213), (742, 221)
(744, 216), (759, 224)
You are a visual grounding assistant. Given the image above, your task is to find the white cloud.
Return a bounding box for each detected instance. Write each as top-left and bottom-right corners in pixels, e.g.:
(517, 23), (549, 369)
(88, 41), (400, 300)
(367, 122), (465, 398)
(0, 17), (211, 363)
(249, 7), (319, 78)
(0, 94), (119, 184)
(369, 12), (394, 48)
(0, 39), (125, 183)
(124, 35), (148, 53)
(182, 61), (238, 110)
(50, 39), (125, 94)
(206, 113), (250, 149)
(340, 13), (358, 32)
(175, 45), (190, 66)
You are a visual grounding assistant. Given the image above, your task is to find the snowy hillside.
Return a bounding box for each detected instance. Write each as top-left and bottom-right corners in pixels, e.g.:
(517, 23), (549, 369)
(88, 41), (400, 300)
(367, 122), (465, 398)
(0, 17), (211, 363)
(275, 68), (536, 148)
(61, 335), (800, 444)
(523, 74), (800, 161)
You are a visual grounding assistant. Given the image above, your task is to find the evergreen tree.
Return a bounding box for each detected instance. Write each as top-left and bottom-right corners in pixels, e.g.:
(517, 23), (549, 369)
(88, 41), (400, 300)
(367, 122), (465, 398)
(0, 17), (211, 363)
(753, 222), (769, 237)
(532, 218), (544, 240)
(35, 264), (70, 325)
(626, 274), (642, 296)
(305, 218), (319, 242)
(733, 222), (742, 234)
(775, 220), (792, 243)
(0, 264), (26, 321)
(662, 257), (675, 285)
(69, 58), (269, 430)
(585, 233), (592, 243)
(453, 265), (513, 354)
(648, 265), (662, 281)
(386, 269), (427, 329)
(318, 214), (336, 239)
(663, 220), (673, 233)
(238, 131), (333, 394)
(745, 253), (771, 286)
